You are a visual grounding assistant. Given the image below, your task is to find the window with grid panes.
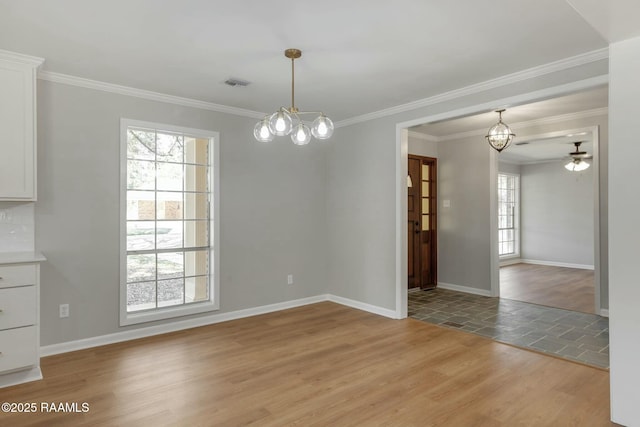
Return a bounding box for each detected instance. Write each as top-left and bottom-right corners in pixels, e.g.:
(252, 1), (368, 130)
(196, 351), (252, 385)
(120, 120), (219, 325)
(498, 173), (519, 257)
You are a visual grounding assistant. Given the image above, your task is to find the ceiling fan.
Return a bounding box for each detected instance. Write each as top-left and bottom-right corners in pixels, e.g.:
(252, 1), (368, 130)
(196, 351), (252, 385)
(564, 141), (592, 171)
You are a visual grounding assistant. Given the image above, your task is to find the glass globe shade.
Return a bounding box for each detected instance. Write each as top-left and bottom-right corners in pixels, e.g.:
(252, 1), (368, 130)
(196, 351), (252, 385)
(311, 114), (334, 139)
(254, 118), (274, 142)
(268, 109), (293, 136)
(486, 122), (514, 152)
(291, 123), (311, 145)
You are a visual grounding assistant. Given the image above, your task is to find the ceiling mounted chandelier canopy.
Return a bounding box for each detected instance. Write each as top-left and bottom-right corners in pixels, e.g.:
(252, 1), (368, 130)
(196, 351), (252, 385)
(564, 141), (591, 172)
(486, 109), (515, 153)
(254, 48), (334, 145)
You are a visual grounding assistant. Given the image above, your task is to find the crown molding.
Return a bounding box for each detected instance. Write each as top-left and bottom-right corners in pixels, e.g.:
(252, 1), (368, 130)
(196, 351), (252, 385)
(32, 47), (608, 126)
(335, 48), (609, 128)
(437, 106), (608, 142)
(0, 49), (44, 67)
(407, 131), (438, 142)
(38, 70), (265, 119)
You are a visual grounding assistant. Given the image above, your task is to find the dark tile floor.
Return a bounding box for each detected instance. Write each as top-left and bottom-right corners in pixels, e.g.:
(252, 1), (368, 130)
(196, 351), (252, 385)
(408, 288), (609, 368)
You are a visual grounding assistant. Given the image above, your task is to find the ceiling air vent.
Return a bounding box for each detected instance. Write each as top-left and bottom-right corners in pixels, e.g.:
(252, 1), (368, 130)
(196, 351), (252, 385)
(224, 78), (251, 87)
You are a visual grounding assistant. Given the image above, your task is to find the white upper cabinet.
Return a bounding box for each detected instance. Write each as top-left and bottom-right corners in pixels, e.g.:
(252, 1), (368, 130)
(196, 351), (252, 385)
(0, 50), (44, 201)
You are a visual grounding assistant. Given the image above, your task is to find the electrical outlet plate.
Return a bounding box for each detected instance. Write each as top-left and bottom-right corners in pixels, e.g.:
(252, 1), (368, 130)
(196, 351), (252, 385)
(287, 274), (293, 285)
(59, 304), (69, 318)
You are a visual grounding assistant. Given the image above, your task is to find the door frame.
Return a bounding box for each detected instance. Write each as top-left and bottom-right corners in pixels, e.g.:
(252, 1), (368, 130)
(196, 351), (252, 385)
(393, 76), (608, 319)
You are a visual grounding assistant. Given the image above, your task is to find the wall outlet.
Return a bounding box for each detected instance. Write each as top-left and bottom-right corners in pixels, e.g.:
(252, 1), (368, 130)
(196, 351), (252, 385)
(287, 274), (293, 285)
(59, 303), (69, 318)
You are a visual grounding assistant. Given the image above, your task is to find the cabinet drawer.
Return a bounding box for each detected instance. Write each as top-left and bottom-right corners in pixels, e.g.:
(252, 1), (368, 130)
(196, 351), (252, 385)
(0, 326), (37, 373)
(0, 265), (36, 289)
(0, 286), (36, 329)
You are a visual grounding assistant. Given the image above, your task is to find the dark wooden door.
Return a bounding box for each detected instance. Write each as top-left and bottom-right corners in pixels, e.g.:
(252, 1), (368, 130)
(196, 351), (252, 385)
(408, 155), (437, 289)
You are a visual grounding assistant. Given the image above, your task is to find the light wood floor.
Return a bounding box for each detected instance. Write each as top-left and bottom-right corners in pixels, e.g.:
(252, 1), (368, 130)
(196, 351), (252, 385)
(0, 302), (614, 426)
(500, 263), (596, 314)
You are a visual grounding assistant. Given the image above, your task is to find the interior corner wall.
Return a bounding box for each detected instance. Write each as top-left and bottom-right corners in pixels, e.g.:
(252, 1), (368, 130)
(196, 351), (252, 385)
(36, 80), (328, 346)
(608, 36), (640, 427)
(520, 162), (594, 266)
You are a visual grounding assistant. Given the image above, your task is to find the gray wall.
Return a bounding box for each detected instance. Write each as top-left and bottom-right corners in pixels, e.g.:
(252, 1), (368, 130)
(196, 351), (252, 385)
(498, 162), (521, 175)
(408, 134), (438, 158)
(437, 135), (493, 291)
(36, 80), (328, 345)
(520, 161), (594, 266)
(325, 121), (397, 308)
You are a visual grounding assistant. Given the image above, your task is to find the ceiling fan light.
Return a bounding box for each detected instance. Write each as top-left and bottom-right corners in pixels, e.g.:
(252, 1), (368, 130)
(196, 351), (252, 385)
(565, 159), (590, 172)
(254, 117), (274, 142)
(291, 123), (311, 145)
(565, 141), (591, 171)
(311, 114), (334, 139)
(268, 109), (293, 136)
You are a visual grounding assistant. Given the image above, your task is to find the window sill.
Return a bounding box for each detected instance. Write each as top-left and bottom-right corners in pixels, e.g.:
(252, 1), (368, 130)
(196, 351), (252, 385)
(120, 300), (219, 326)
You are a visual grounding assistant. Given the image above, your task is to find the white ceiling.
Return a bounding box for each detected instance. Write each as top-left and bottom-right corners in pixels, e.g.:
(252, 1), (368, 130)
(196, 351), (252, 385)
(0, 0), (609, 121)
(566, 0), (640, 42)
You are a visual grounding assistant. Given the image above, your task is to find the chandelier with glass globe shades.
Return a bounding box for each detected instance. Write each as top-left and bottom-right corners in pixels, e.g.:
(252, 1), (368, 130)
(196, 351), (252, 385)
(485, 109), (515, 153)
(254, 49), (334, 145)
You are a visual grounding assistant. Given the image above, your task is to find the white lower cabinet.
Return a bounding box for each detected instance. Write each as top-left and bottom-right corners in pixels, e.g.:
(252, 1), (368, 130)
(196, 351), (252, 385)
(0, 257), (43, 387)
(0, 326), (37, 372)
(0, 286), (37, 330)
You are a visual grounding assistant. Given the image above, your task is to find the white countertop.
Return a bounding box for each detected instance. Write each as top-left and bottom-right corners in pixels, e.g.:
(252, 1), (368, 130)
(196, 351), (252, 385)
(0, 251), (46, 264)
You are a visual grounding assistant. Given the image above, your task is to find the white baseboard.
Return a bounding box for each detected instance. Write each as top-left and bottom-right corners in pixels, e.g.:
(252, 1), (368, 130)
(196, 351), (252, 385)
(600, 309), (609, 317)
(41, 295), (327, 357)
(438, 282), (492, 297)
(0, 366), (42, 389)
(40, 294), (397, 357)
(520, 259), (594, 270)
(327, 295), (398, 319)
(499, 258), (522, 267)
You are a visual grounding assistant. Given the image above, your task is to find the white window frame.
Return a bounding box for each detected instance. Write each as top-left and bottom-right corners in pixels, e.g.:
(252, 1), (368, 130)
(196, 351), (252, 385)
(119, 119), (220, 326)
(498, 172), (520, 259)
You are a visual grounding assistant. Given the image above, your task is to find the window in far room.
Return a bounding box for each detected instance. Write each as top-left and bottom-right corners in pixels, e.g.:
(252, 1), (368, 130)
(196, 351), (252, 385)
(498, 173), (519, 257)
(120, 119), (219, 326)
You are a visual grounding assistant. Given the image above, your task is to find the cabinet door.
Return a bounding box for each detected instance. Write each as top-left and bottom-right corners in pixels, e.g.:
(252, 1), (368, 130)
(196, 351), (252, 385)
(0, 60), (36, 200)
